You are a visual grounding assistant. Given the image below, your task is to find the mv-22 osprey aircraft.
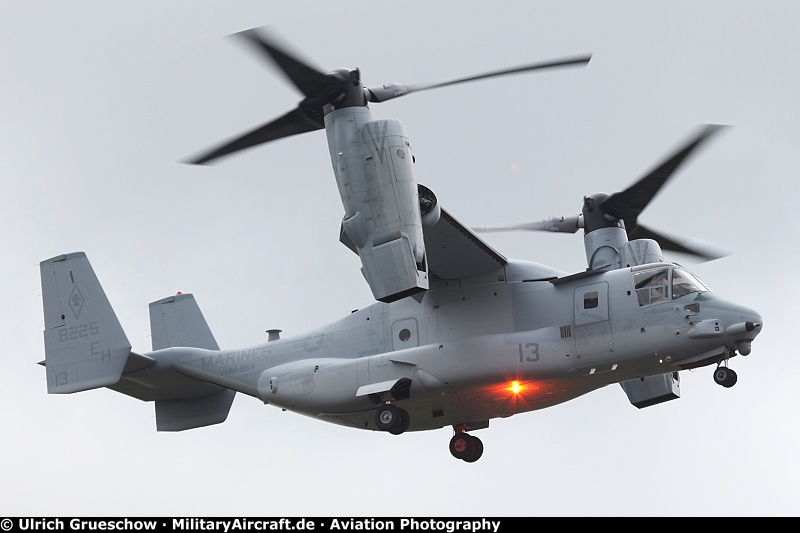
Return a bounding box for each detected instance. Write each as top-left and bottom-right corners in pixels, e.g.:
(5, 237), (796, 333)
(40, 28), (763, 462)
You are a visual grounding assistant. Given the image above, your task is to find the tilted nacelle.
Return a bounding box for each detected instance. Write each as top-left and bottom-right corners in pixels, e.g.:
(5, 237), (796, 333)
(584, 227), (665, 270)
(327, 107), (431, 302)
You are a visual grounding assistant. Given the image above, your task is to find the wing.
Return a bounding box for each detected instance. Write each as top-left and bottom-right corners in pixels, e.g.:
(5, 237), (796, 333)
(340, 206), (507, 281)
(423, 207), (507, 280)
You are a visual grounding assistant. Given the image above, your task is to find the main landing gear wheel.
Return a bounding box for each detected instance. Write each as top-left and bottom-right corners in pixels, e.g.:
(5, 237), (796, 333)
(375, 404), (410, 434)
(714, 366), (738, 388)
(462, 436), (483, 463)
(449, 433), (484, 462)
(388, 408), (410, 435)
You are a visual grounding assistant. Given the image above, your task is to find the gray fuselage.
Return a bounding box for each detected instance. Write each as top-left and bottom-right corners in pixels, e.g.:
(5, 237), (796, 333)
(158, 259), (761, 432)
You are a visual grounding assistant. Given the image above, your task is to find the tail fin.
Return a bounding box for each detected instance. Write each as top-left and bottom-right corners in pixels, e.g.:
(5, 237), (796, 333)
(40, 252), (132, 393)
(149, 293), (220, 351)
(40, 254), (236, 430)
(148, 293), (235, 431)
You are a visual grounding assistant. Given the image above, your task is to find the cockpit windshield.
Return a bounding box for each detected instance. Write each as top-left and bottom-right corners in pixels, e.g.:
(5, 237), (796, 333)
(632, 265), (710, 307)
(671, 268), (710, 299)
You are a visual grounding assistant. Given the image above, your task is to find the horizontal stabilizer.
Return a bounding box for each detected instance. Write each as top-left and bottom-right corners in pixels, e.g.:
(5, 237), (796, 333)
(40, 252), (131, 393)
(149, 293), (219, 350)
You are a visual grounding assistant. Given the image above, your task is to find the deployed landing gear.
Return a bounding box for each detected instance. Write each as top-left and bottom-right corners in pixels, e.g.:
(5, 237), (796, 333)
(374, 403), (410, 435)
(449, 431), (484, 463)
(714, 365), (738, 388)
(389, 408), (410, 435)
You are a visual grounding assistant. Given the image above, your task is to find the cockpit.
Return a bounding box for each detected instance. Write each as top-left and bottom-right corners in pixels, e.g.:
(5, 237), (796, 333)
(632, 263), (710, 307)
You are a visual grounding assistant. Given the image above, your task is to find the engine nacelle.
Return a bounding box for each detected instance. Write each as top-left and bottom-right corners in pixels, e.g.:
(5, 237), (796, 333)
(584, 226), (628, 270)
(584, 228), (664, 270)
(326, 107), (429, 302)
(620, 238), (665, 267)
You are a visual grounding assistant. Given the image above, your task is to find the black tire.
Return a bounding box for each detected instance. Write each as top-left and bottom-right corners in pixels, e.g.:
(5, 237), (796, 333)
(449, 433), (475, 460)
(462, 436), (484, 463)
(723, 368), (738, 388)
(389, 408), (410, 435)
(714, 367), (737, 388)
(375, 404), (400, 431)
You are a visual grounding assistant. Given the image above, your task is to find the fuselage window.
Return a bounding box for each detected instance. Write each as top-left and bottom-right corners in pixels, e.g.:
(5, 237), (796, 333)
(584, 291), (599, 309)
(633, 268), (669, 307)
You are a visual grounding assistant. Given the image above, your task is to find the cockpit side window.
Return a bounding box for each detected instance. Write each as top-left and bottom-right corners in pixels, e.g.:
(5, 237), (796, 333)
(633, 268), (669, 307)
(672, 268), (710, 299)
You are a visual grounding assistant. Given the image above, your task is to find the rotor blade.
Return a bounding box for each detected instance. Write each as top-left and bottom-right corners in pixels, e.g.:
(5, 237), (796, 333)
(366, 54), (592, 103)
(185, 108), (323, 165)
(235, 28), (341, 100)
(600, 124), (728, 229)
(629, 223), (726, 261)
(472, 215), (582, 234)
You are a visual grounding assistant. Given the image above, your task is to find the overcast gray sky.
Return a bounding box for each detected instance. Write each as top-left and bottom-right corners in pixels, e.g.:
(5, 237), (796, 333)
(2, 0), (798, 517)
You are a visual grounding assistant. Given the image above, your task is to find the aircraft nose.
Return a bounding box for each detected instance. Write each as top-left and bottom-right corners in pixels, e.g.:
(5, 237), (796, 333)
(724, 306), (762, 356)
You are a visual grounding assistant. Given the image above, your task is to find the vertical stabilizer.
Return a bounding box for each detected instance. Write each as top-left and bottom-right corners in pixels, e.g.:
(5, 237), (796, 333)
(40, 252), (131, 393)
(149, 293), (219, 350)
(148, 293), (234, 431)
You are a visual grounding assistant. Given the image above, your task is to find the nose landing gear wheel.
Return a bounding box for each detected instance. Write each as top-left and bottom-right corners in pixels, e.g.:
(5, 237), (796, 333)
(449, 433), (484, 462)
(714, 366), (738, 388)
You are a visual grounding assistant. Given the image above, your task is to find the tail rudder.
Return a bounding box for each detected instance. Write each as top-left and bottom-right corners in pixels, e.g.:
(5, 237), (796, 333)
(149, 293), (219, 351)
(40, 252), (131, 393)
(148, 292), (235, 431)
